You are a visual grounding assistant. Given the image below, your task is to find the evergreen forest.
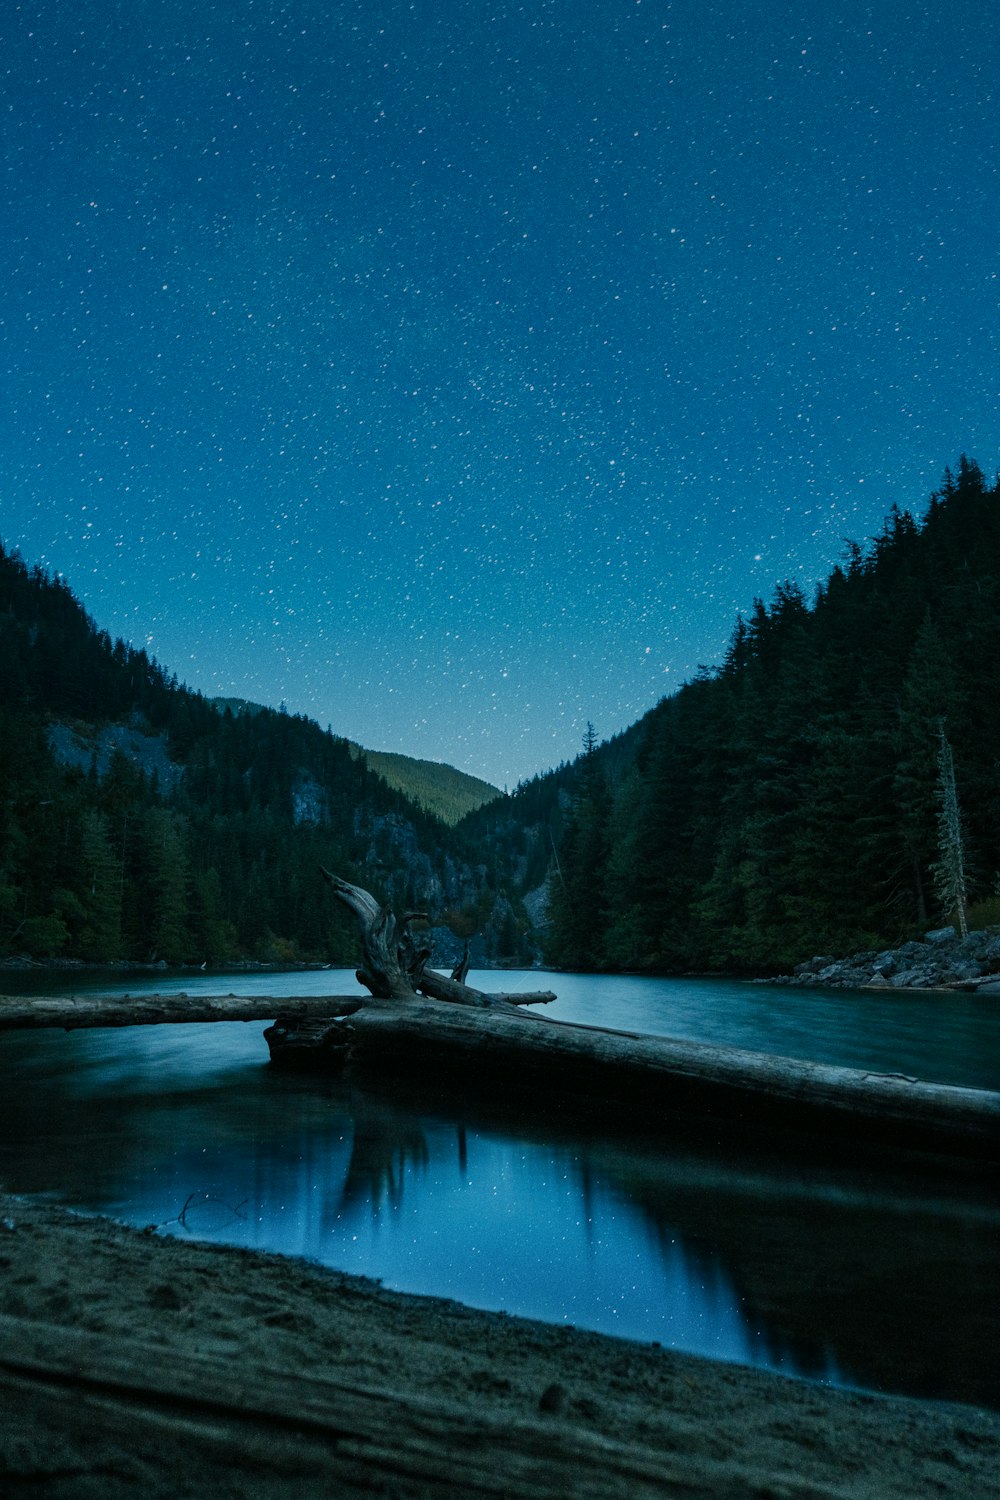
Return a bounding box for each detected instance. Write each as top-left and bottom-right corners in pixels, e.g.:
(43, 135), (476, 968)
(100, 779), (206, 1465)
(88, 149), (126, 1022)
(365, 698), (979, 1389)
(467, 458), (1000, 972)
(0, 550), (485, 965)
(2, 458), (998, 974)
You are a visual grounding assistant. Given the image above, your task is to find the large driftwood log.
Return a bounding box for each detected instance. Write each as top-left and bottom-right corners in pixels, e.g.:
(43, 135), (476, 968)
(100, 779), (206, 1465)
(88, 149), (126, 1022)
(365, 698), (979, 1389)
(266, 995), (1000, 1161)
(261, 874), (1000, 1162)
(320, 868), (426, 999)
(0, 993), (366, 1031)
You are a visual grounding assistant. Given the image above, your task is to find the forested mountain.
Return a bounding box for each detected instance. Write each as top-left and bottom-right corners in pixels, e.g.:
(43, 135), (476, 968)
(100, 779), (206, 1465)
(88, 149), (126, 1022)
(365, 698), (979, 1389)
(208, 699), (503, 826)
(3, 458), (997, 974)
(0, 548), (506, 965)
(462, 458), (1000, 972)
(348, 747), (502, 826)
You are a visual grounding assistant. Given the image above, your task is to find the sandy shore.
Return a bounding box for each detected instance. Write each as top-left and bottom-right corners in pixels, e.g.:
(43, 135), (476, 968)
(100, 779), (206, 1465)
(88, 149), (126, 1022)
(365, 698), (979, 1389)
(1, 1191), (997, 1498)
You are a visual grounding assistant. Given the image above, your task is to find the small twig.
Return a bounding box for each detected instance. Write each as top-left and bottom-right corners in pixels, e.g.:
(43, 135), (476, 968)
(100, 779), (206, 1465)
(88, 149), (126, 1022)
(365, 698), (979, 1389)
(152, 1192), (250, 1231)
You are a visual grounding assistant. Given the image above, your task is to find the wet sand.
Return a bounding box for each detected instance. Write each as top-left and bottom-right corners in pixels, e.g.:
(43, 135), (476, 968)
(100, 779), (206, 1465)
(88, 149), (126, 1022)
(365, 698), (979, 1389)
(1, 1189), (997, 1497)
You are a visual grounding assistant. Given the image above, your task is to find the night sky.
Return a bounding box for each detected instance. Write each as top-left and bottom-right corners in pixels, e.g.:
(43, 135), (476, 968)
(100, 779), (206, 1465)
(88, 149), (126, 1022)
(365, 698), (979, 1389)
(3, 2), (997, 786)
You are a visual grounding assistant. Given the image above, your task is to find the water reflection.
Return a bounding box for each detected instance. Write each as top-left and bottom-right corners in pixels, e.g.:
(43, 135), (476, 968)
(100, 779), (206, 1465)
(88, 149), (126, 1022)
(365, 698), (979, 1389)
(2, 1021), (997, 1408)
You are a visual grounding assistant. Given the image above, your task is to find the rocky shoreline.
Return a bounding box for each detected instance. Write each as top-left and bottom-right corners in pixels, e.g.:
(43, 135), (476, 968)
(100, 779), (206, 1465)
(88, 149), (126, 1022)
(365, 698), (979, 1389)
(5, 930), (1000, 995)
(0, 955), (340, 974)
(775, 925), (1000, 992)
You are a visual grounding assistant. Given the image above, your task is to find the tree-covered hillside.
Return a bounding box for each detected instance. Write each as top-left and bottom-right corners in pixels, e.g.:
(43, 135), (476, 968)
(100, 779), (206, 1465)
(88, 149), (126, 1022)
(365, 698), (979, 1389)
(465, 459), (1000, 972)
(4, 458), (997, 974)
(207, 699), (502, 826)
(348, 747), (501, 825)
(0, 547), (493, 964)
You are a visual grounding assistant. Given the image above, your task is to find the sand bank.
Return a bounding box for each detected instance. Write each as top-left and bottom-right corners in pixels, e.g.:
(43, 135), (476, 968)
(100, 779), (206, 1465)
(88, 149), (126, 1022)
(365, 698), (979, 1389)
(1, 1190), (997, 1498)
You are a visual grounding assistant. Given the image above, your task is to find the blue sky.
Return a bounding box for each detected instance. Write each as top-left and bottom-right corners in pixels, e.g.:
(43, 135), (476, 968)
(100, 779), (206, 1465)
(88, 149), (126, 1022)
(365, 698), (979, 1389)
(3, 1), (997, 784)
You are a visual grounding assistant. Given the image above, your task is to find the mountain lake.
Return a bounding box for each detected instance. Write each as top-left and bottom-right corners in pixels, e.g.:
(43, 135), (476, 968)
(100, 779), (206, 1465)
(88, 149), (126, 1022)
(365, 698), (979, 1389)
(2, 968), (998, 1410)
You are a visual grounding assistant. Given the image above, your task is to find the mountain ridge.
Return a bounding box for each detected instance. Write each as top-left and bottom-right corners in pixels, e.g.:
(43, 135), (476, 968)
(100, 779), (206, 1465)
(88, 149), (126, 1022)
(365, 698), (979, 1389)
(205, 700), (502, 826)
(0, 546), (531, 966)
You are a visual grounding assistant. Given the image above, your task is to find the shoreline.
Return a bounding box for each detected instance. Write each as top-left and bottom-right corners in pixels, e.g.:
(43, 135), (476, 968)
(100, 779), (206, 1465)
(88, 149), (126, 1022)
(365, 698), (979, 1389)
(4, 941), (1000, 995)
(2, 1190), (997, 1497)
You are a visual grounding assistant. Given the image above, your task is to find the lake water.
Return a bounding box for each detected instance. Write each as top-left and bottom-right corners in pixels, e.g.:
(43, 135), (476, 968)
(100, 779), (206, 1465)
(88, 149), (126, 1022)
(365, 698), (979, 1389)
(2, 968), (998, 1409)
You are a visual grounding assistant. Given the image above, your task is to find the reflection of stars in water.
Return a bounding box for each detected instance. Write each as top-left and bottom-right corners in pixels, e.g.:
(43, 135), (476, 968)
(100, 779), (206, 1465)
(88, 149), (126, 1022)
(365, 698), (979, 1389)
(2, 1), (998, 784)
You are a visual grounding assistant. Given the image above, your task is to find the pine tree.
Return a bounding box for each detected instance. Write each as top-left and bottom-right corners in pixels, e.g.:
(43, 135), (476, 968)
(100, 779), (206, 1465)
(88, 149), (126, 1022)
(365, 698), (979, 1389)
(141, 807), (194, 963)
(77, 808), (122, 960)
(545, 726), (612, 969)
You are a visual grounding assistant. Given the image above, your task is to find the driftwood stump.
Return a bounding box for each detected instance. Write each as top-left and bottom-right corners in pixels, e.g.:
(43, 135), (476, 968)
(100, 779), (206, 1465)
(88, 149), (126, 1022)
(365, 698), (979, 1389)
(319, 870), (555, 1010)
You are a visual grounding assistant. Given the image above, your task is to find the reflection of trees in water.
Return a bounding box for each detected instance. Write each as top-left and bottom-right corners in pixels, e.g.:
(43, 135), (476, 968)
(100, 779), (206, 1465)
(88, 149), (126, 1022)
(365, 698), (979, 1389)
(571, 1134), (1000, 1407)
(316, 1072), (999, 1408)
(579, 1144), (838, 1381)
(350, 1073), (999, 1406)
(212, 1080), (438, 1235)
(6, 1037), (997, 1409)
(337, 1099), (431, 1217)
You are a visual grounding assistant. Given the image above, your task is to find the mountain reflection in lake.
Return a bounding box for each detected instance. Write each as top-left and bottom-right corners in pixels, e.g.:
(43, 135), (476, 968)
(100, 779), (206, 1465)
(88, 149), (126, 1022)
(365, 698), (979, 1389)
(3, 1012), (997, 1409)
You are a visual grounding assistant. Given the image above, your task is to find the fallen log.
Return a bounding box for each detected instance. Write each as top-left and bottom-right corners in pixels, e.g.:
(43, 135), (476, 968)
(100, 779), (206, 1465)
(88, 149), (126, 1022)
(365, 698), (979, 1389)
(262, 874), (1000, 1161)
(265, 995), (1000, 1161)
(0, 1313), (692, 1500)
(0, 987), (554, 1032)
(415, 968), (555, 1009)
(0, 993), (365, 1031)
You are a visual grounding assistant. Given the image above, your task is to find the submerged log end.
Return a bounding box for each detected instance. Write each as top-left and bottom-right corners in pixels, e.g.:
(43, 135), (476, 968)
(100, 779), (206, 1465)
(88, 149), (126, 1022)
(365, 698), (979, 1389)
(264, 1015), (355, 1071)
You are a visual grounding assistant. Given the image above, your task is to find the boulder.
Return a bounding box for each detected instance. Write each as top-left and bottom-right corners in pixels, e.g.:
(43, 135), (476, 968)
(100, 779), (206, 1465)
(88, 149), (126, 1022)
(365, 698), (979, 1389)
(938, 961), (983, 983)
(891, 968), (937, 988)
(795, 955), (837, 976)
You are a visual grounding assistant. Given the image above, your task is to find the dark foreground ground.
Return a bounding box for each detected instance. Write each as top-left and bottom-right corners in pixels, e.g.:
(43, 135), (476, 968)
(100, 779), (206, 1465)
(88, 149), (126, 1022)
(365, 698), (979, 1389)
(1, 1192), (998, 1498)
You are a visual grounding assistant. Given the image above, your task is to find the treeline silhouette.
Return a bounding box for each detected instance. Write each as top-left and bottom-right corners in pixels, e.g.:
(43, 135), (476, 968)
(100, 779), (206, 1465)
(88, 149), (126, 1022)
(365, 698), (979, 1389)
(4, 457), (998, 973)
(0, 549), (464, 964)
(463, 458), (1000, 972)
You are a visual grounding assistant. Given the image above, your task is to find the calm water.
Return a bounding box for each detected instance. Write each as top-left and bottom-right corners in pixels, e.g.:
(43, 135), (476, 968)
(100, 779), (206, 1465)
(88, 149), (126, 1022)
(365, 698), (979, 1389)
(2, 968), (998, 1408)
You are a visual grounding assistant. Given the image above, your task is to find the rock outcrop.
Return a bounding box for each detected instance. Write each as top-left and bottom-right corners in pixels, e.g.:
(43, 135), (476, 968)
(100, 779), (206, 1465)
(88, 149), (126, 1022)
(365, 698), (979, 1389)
(776, 927), (1000, 991)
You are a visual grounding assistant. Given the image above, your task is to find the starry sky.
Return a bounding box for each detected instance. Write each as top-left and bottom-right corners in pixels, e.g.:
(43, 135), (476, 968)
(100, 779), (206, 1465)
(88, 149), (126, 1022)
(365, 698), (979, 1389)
(2, 1), (998, 787)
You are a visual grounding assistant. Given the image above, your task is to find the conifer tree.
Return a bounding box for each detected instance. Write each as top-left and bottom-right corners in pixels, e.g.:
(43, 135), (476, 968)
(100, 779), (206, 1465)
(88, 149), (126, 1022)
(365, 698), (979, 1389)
(77, 808), (122, 960)
(545, 725), (612, 969)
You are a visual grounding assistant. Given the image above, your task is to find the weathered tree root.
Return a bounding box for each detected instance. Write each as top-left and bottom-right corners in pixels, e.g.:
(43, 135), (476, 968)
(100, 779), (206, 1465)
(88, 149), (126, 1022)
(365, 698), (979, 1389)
(319, 870), (555, 1009)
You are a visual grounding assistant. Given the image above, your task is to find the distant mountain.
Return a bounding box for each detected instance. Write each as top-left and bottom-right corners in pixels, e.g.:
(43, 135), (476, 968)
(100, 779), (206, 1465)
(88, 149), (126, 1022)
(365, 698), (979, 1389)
(350, 747), (502, 826)
(207, 698), (502, 826)
(0, 551), (530, 966)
